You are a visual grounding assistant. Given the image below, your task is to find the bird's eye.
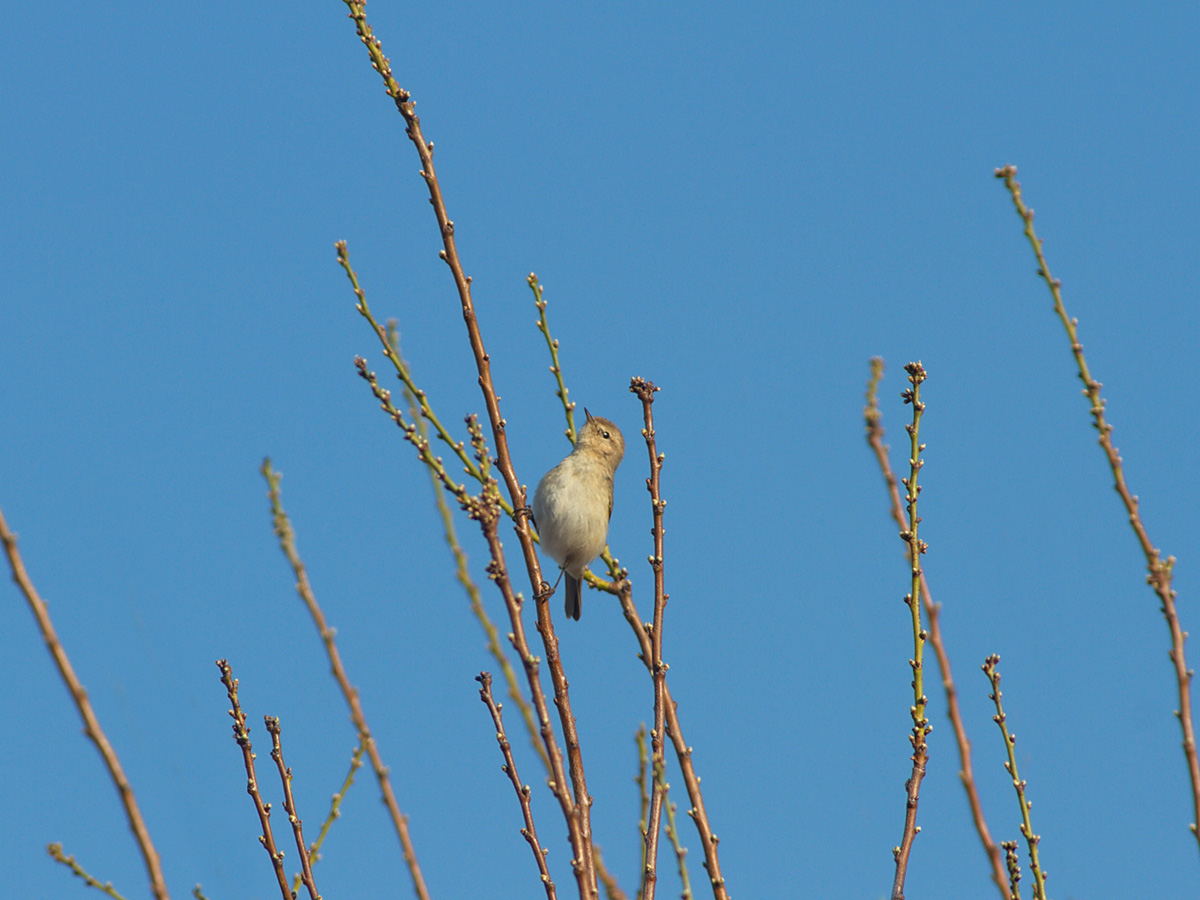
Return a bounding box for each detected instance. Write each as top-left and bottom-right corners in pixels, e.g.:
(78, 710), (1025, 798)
(602, 431), (610, 439)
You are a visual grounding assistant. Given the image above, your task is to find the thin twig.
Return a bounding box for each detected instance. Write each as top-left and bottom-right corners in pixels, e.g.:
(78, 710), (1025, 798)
(260, 458), (432, 900)
(265, 717), (321, 900)
(476, 672), (557, 900)
(47, 844), (128, 900)
(982, 656), (1048, 900)
(352, 360), (471, 499)
(216, 660), (292, 900)
(294, 742), (365, 894)
(636, 724), (691, 900)
(865, 358), (1008, 897)
(636, 725), (650, 878)
(661, 771), (692, 900)
(630, 377), (669, 900)
(0, 507), (170, 900)
(342, 250), (495, 500)
(529, 273), (578, 444)
(338, 6), (598, 892)
(614, 585), (727, 899)
(995, 164), (1200, 849)
(890, 362), (931, 900)
(191, 886), (210, 900)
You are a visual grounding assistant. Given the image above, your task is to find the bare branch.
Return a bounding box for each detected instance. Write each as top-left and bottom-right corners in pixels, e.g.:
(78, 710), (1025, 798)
(462, 481), (593, 897)
(630, 377), (669, 900)
(614, 585), (727, 899)
(476, 672), (557, 900)
(0, 507), (170, 900)
(1002, 840), (1023, 900)
(264, 717), (321, 900)
(995, 164), (1200, 850)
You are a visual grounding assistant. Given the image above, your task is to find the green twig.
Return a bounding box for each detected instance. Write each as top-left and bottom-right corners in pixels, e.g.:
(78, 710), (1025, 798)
(891, 362), (931, 900)
(292, 742), (365, 895)
(527, 274), (627, 607)
(528, 273), (577, 444)
(661, 768), (692, 900)
(636, 725), (651, 878)
(982, 656), (1048, 900)
(47, 844), (128, 900)
(595, 845), (627, 900)
(635, 724), (691, 900)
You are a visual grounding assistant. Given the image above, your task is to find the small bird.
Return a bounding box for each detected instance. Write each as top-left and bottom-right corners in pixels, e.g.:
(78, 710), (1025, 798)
(532, 409), (625, 620)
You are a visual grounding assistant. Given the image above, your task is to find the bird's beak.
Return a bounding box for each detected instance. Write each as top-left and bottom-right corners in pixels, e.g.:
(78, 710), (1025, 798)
(584, 408), (594, 422)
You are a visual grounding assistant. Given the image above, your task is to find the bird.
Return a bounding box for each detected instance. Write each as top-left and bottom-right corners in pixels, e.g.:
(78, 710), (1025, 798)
(532, 408), (625, 620)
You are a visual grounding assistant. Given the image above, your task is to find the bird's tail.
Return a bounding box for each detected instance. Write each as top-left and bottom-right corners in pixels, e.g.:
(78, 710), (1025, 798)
(564, 573), (582, 621)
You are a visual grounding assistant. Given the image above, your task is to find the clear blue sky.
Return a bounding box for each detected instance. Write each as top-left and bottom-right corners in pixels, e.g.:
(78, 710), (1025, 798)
(3, 3), (1199, 898)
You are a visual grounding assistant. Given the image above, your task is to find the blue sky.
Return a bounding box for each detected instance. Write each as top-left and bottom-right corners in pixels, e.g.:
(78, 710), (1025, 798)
(3, 3), (1199, 898)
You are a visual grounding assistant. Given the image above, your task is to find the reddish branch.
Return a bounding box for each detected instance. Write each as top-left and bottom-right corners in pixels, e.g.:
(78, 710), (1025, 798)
(265, 717), (321, 900)
(630, 378), (669, 900)
(340, 4), (598, 892)
(996, 164), (1200, 851)
(216, 660), (292, 900)
(864, 360), (1008, 896)
(0, 506), (171, 900)
(477, 672), (558, 900)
